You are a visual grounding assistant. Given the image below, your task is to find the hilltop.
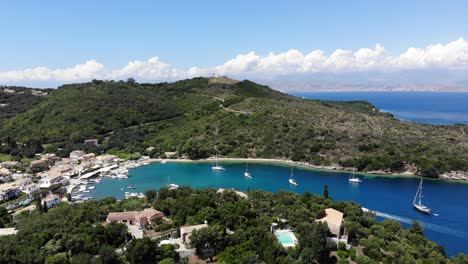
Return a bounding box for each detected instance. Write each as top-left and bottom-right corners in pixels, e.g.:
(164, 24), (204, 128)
(0, 78), (466, 178)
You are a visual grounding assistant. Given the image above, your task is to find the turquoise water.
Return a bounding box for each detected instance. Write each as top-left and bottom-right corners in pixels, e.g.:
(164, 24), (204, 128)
(275, 231), (295, 245)
(292, 92), (468, 125)
(88, 161), (468, 256)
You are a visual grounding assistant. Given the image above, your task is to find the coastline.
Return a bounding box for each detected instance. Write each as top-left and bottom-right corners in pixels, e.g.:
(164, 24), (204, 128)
(149, 157), (468, 183)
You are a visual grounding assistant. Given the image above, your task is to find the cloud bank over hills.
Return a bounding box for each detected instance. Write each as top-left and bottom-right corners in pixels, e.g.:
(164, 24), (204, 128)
(1, 38), (468, 91)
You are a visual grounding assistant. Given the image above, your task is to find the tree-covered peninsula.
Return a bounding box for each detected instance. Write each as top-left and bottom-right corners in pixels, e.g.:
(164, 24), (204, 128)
(0, 78), (466, 178)
(1, 187), (466, 263)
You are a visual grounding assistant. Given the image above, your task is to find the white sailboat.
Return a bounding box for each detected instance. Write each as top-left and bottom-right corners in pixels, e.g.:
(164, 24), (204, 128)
(211, 153), (225, 171)
(167, 175), (179, 190)
(349, 168), (362, 183)
(288, 165), (298, 186)
(413, 178), (431, 214)
(244, 162), (252, 178)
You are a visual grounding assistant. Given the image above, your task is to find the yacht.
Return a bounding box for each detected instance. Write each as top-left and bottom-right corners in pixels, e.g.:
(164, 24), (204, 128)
(413, 178), (431, 214)
(168, 183), (180, 190)
(349, 168), (362, 183)
(127, 185), (136, 189)
(212, 153), (225, 171)
(244, 162), (252, 178)
(288, 165), (298, 186)
(167, 175), (179, 190)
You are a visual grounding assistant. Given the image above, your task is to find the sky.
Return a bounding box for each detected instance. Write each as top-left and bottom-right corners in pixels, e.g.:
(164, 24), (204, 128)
(0, 0), (468, 89)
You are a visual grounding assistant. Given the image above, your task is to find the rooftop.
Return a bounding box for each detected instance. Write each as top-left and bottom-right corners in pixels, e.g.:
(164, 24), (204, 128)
(315, 208), (344, 236)
(180, 223), (208, 236)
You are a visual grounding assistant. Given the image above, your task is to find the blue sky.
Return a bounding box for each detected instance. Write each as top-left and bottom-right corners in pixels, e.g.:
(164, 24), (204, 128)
(1, 0), (467, 88)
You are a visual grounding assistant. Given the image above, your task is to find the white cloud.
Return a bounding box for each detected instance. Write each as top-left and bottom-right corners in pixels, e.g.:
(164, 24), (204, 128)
(108, 57), (180, 80)
(0, 60), (104, 82)
(1, 38), (467, 85)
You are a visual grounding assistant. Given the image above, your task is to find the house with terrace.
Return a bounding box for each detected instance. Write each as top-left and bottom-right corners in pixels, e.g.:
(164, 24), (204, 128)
(106, 208), (165, 227)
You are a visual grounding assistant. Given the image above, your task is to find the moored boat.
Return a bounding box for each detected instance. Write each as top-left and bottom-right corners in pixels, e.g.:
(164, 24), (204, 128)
(413, 178), (431, 214)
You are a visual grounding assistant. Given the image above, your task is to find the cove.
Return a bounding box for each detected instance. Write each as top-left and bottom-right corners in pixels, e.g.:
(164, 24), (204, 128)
(88, 161), (468, 256)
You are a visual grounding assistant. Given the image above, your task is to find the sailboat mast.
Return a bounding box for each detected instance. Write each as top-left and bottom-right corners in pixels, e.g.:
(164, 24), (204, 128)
(413, 179), (419, 205)
(419, 179), (423, 205)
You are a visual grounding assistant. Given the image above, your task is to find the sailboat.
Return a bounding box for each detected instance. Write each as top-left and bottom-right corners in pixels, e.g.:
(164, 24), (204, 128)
(244, 162), (252, 178)
(349, 168), (362, 183)
(288, 165), (298, 186)
(413, 178), (431, 214)
(167, 175), (179, 190)
(212, 153), (225, 171)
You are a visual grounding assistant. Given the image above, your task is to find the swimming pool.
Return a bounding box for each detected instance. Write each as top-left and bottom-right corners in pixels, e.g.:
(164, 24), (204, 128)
(274, 230), (297, 247)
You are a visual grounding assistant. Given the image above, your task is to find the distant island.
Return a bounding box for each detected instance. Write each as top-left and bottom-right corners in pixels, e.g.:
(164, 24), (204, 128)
(0, 77), (467, 180)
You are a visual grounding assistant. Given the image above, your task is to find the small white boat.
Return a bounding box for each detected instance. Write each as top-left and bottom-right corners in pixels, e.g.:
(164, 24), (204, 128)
(120, 188), (124, 191)
(127, 185), (136, 189)
(349, 168), (362, 183)
(161, 160), (167, 164)
(289, 165), (298, 186)
(413, 178), (431, 214)
(244, 162), (252, 178)
(94, 179), (101, 183)
(168, 183), (179, 190)
(87, 186), (95, 190)
(167, 176), (179, 190)
(82, 190), (90, 193)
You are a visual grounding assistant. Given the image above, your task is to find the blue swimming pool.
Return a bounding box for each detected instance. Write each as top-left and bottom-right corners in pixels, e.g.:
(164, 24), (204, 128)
(275, 230), (296, 246)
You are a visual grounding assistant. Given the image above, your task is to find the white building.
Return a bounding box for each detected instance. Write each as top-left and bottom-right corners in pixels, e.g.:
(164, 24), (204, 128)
(42, 194), (61, 208)
(70, 150), (86, 161)
(21, 184), (40, 195)
(39, 175), (63, 188)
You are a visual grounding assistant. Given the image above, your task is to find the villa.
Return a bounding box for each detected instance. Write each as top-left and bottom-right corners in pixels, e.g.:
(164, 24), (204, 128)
(0, 182), (20, 202)
(42, 194), (61, 208)
(315, 208), (344, 237)
(106, 208), (164, 227)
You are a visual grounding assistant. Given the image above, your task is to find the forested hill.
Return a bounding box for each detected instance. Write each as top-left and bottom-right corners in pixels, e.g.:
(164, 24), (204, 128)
(0, 86), (49, 123)
(0, 77), (467, 177)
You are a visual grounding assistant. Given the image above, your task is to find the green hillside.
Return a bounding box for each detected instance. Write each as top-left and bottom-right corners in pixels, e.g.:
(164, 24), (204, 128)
(0, 86), (48, 123)
(0, 78), (467, 177)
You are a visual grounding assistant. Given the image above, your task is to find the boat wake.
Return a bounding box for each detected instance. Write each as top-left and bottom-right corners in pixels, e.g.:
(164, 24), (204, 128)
(374, 211), (468, 240)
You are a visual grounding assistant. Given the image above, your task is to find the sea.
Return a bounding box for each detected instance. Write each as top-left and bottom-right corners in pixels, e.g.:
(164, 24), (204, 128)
(86, 161), (468, 256)
(84, 92), (468, 256)
(291, 91), (468, 125)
